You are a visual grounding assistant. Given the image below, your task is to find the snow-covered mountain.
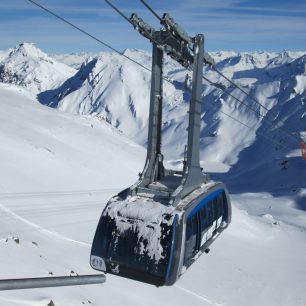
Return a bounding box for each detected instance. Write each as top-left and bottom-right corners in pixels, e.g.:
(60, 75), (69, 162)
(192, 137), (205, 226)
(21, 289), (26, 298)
(40, 50), (159, 144)
(38, 47), (306, 192)
(53, 52), (104, 69)
(0, 43), (75, 95)
(0, 43), (306, 306)
(1, 73), (306, 306)
(0, 44), (305, 190)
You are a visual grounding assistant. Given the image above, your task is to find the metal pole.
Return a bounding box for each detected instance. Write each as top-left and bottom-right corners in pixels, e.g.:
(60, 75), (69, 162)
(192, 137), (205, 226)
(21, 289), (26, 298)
(179, 34), (206, 199)
(0, 274), (106, 291)
(140, 41), (164, 186)
(186, 34), (204, 171)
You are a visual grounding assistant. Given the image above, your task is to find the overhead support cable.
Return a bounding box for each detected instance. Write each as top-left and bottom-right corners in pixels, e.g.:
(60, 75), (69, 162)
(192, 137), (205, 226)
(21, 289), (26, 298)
(27, 0), (117, 54)
(203, 99), (290, 151)
(137, 0), (303, 146)
(25, 0), (295, 153)
(200, 75), (299, 147)
(103, 1), (165, 49)
(139, 0), (162, 22)
(210, 66), (303, 143)
(26, 0), (151, 73)
(104, 0), (133, 25)
(212, 66), (271, 112)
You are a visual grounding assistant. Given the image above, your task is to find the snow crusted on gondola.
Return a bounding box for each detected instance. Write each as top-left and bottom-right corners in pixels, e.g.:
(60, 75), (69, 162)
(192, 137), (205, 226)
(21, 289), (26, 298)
(104, 181), (220, 263)
(105, 195), (177, 262)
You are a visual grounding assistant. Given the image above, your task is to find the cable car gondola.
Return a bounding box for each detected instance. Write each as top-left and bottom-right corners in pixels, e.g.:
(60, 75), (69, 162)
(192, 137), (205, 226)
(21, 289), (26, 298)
(91, 181), (231, 286)
(90, 13), (231, 286)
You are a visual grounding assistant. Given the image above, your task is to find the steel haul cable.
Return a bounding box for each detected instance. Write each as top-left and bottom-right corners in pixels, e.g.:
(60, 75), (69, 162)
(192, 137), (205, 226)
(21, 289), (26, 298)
(25, 0), (294, 153)
(105, 1), (268, 119)
(102, 0), (295, 151)
(26, 0), (152, 73)
(210, 65), (304, 143)
(138, 0), (304, 145)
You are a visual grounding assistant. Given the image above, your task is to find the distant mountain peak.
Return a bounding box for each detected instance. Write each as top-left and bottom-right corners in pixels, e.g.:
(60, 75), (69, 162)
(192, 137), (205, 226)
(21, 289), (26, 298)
(0, 42), (75, 94)
(7, 42), (50, 62)
(12, 42), (39, 52)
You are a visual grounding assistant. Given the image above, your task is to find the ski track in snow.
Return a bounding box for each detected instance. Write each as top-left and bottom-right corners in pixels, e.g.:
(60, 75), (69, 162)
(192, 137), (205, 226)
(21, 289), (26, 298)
(0, 198), (226, 306)
(0, 202), (90, 248)
(175, 284), (225, 306)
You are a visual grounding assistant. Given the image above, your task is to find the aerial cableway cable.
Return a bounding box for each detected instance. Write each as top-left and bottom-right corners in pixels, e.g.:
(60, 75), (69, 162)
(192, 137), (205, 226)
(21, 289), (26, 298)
(210, 65), (305, 143)
(26, 0), (151, 74)
(103, 0), (302, 153)
(138, 0), (305, 145)
(202, 98), (292, 151)
(105, 0), (299, 150)
(25, 0), (293, 152)
(101, 0), (301, 152)
(104, 0), (133, 25)
(183, 62), (297, 149)
(104, 0), (171, 49)
(200, 75), (296, 149)
(139, 0), (162, 21)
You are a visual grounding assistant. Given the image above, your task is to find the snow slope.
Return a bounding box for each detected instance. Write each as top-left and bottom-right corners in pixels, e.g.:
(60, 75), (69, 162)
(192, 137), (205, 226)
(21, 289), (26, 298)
(3, 45), (304, 180)
(0, 83), (145, 192)
(0, 83), (305, 306)
(0, 82), (145, 240)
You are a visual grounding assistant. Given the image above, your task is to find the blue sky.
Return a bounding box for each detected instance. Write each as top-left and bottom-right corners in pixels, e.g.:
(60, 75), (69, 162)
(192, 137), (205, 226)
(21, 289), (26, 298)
(0, 0), (305, 54)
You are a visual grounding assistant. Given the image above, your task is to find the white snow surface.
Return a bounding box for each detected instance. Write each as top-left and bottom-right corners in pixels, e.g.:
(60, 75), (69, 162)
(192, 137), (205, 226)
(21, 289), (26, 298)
(0, 83), (143, 193)
(0, 44), (305, 306)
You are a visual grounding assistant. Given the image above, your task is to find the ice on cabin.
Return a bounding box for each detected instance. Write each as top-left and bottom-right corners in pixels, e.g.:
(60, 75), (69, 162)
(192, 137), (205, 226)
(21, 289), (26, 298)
(105, 196), (176, 262)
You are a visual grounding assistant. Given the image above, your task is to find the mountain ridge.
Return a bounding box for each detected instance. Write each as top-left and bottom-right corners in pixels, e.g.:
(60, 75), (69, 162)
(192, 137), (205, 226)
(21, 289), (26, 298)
(0, 43), (75, 94)
(0, 43), (305, 193)
(0, 43), (305, 306)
